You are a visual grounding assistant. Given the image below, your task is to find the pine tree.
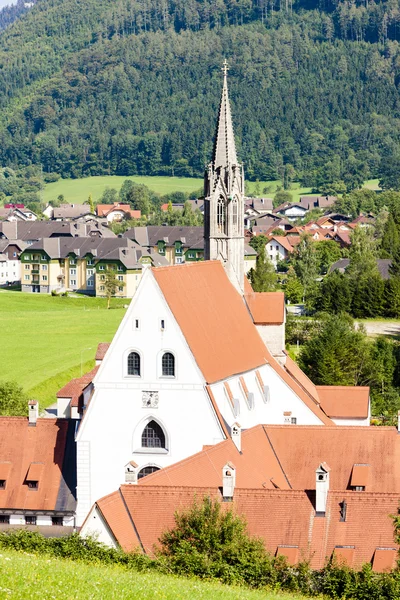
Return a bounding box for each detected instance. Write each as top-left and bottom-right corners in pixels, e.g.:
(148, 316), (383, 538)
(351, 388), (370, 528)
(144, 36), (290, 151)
(104, 267), (125, 309)
(249, 246), (277, 292)
(380, 214), (399, 258)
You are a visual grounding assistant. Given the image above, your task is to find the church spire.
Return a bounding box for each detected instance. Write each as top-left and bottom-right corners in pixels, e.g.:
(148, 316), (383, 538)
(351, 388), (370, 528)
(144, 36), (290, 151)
(204, 60), (245, 294)
(212, 60), (238, 170)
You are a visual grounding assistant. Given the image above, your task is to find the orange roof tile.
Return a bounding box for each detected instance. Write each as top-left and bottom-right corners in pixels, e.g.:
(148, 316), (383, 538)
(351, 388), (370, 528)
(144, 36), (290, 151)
(96, 490), (140, 552)
(239, 376), (249, 399)
(205, 386), (230, 439)
(0, 463), (11, 480)
(153, 261), (270, 383)
(317, 386), (370, 419)
(243, 276), (253, 294)
(372, 548), (397, 573)
(95, 343), (110, 360)
(96, 203), (140, 219)
(95, 485), (399, 569)
(333, 546), (355, 567)
(350, 464), (370, 487)
(137, 425), (290, 491)
(245, 292), (285, 325)
(26, 462), (44, 481)
(276, 546), (299, 565)
(57, 366), (99, 408)
(0, 418), (74, 511)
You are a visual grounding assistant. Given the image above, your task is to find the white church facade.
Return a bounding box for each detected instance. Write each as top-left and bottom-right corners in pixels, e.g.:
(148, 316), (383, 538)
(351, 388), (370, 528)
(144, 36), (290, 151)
(69, 64), (370, 526)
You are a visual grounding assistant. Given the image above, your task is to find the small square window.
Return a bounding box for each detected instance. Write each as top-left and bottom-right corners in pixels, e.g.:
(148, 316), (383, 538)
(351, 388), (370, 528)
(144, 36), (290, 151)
(70, 269), (76, 276)
(27, 481), (38, 490)
(117, 265), (123, 271)
(118, 286), (123, 292)
(99, 265), (105, 271)
(70, 259), (76, 265)
(24, 275), (29, 281)
(52, 517), (63, 526)
(41, 264), (47, 271)
(0, 480), (5, 490)
(291, 417), (297, 424)
(99, 285), (105, 291)
(24, 264), (30, 270)
(118, 275), (123, 281)
(0, 515), (9, 524)
(88, 281), (93, 287)
(25, 515), (37, 525)
(42, 275), (48, 281)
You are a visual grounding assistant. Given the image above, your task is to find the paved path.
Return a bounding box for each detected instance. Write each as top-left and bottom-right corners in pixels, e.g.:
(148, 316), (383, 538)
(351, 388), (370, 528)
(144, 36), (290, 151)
(355, 321), (400, 338)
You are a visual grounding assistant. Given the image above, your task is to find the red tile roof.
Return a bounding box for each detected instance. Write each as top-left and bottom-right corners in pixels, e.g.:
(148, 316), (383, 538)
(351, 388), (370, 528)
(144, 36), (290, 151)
(96, 485), (399, 570)
(96, 203), (141, 219)
(317, 386), (370, 419)
(57, 366), (99, 408)
(276, 546), (299, 565)
(372, 548), (397, 572)
(95, 343), (110, 361)
(284, 355), (320, 405)
(268, 236), (295, 253)
(244, 292), (285, 325)
(350, 464), (370, 487)
(0, 418), (73, 511)
(153, 261), (270, 383)
(96, 490), (140, 552)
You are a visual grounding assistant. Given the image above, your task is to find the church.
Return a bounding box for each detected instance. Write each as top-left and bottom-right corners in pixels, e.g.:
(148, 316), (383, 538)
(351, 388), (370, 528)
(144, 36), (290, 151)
(71, 64), (370, 526)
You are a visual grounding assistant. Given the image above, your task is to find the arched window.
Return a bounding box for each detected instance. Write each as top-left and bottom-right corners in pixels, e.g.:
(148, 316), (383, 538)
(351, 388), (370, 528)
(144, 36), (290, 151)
(137, 466), (160, 480)
(232, 197), (238, 233)
(162, 352), (175, 377)
(217, 198), (225, 234)
(142, 421), (165, 448)
(127, 351), (140, 376)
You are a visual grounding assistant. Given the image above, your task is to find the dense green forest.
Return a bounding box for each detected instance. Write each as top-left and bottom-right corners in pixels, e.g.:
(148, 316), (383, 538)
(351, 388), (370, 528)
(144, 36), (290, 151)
(1, 0), (400, 186)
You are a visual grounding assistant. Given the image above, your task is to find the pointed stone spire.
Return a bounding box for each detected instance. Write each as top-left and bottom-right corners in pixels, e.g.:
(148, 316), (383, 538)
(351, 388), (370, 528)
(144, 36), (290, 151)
(212, 60), (238, 170)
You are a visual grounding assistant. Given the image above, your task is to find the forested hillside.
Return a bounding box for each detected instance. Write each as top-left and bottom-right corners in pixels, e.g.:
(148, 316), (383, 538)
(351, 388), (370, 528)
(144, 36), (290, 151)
(1, 0), (400, 187)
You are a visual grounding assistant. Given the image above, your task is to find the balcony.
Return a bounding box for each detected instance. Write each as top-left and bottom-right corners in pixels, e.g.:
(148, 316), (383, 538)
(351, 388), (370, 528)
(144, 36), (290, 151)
(31, 269), (39, 274)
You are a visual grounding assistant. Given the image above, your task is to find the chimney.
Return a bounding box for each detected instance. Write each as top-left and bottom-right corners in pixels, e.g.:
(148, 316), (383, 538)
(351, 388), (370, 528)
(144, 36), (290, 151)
(315, 462), (330, 516)
(28, 400), (39, 426)
(231, 422), (241, 452)
(222, 462), (236, 501)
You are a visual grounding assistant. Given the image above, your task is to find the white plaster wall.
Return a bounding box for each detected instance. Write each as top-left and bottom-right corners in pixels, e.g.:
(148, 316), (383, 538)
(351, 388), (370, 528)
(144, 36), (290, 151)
(256, 324), (285, 358)
(210, 363), (325, 431)
(76, 270), (226, 525)
(332, 417), (370, 426)
(0, 259), (20, 284)
(36, 515), (52, 526)
(9, 515), (25, 525)
(57, 397), (71, 419)
(80, 506), (118, 548)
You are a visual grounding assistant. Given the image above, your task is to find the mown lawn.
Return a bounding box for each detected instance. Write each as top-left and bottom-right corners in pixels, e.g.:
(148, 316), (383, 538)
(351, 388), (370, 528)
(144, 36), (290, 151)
(0, 549), (312, 600)
(0, 291), (127, 408)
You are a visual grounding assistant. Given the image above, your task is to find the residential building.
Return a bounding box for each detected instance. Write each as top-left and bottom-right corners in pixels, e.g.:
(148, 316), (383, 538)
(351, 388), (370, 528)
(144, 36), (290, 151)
(0, 239), (26, 285)
(330, 258), (392, 279)
(0, 402), (76, 531)
(0, 221), (116, 244)
(96, 203), (141, 222)
(123, 226), (204, 265)
(19, 237), (167, 296)
(265, 236), (295, 268)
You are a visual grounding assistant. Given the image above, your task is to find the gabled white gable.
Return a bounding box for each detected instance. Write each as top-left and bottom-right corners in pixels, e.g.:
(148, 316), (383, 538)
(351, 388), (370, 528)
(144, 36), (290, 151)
(75, 269), (226, 524)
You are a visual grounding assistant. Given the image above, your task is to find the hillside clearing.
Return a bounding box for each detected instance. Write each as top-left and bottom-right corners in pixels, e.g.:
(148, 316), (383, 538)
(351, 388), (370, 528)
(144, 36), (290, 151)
(0, 548), (311, 600)
(43, 175), (380, 206)
(0, 291), (126, 407)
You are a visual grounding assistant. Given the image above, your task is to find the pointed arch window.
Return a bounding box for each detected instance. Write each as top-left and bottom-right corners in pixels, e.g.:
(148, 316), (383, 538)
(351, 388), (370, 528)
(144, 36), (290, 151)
(232, 196), (238, 233)
(142, 421), (166, 448)
(127, 351), (141, 376)
(162, 352), (175, 377)
(137, 466), (160, 480)
(217, 197), (226, 234)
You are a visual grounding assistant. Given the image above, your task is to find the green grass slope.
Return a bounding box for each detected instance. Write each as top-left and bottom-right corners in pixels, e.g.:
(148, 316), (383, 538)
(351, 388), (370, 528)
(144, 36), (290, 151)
(0, 548), (310, 600)
(0, 291), (126, 407)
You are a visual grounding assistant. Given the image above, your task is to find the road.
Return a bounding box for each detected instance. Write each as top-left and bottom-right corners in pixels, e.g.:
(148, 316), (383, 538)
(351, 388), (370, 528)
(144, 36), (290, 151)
(356, 321), (400, 338)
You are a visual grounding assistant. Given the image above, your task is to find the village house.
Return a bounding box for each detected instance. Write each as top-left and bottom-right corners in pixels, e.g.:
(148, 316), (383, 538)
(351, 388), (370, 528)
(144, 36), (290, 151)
(0, 239), (26, 285)
(96, 202), (141, 222)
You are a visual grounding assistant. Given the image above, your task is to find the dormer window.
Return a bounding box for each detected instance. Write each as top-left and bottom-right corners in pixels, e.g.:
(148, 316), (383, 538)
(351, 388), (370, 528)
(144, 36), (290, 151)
(69, 258), (76, 265)
(99, 265), (105, 271)
(0, 480), (5, 490)
(26, 462), (43, 491)
(350, 464), (369, 491)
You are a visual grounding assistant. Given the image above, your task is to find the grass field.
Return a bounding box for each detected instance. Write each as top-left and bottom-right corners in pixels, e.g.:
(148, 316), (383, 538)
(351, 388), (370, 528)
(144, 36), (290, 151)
(43, 175), (382, 206)
(0, 291), (127, 408)
(0, 549), (311, 600)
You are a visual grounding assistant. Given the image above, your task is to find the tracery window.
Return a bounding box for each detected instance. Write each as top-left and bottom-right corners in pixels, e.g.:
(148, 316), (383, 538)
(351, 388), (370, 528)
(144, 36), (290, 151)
(232, 196), (238, 233)
(162, 352), (175, 377)
(217, 198), (225, 234)
(127, 351), (141, 376)
(141, 421), (165, 448)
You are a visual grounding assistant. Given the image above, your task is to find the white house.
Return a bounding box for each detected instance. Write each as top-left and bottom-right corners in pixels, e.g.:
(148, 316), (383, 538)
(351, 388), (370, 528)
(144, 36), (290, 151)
(266, 236), (294, 268)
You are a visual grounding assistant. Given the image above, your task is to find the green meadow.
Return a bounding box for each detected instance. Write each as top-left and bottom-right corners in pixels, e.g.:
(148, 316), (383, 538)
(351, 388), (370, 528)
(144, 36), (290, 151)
(43, 174), (381, 206)
(0, 548), (311, 600)
(0, 291), (127, 408)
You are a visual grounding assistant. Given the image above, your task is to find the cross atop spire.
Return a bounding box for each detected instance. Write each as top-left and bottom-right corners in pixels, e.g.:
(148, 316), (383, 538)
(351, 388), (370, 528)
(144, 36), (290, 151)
(212, 60), (238, 170)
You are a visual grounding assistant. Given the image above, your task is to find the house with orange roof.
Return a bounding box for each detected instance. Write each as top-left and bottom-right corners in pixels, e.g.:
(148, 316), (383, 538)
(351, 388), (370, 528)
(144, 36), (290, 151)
(266, 235), (295, 268)
(0, 401), (76, 531)
(96, 203), (141, 222)
(81, 422), (399, 571)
